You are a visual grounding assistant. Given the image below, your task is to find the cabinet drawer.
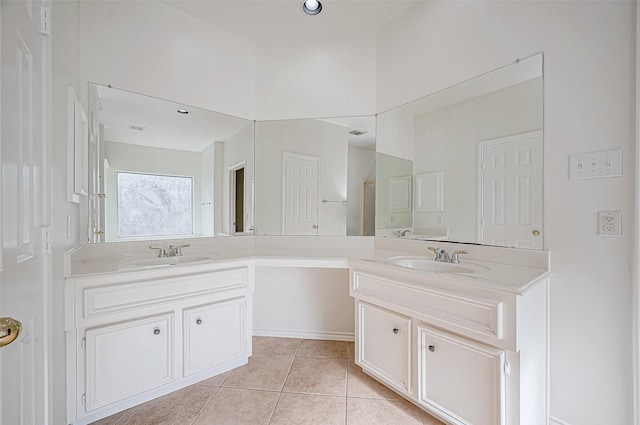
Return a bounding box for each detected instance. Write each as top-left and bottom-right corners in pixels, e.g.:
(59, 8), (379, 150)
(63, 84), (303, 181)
(353, 271), (504, 344)
(82, 267), (248, 320)
(357, 301), (412, 395)
(418, 325), (505, 425)
(85, 313), (174, 411)
(183, 298), (247, 376)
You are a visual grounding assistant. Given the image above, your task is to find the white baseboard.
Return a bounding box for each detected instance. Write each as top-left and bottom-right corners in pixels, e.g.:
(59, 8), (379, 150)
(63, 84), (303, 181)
(549, 415), (573, 425)
(253, 327), (355, 342)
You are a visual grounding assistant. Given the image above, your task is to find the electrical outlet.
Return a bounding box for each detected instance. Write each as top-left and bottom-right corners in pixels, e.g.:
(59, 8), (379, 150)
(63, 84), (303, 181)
(598, 211), (621, 237)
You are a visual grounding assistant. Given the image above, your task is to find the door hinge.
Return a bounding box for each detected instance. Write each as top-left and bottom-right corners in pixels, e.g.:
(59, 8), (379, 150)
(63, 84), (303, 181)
(41, 227), (52, 254)
(503, 361), (511, 376)
(81, 337), (86, 349)
(40, 6), (51, 35)
(81, 393), (86, 405)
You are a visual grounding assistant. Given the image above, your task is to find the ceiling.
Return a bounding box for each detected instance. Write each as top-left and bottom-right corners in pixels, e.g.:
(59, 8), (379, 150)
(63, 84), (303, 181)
(161, 0), (418, 43)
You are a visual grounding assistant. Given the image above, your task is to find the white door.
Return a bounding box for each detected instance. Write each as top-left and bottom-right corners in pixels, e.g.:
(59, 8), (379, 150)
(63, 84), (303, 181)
(478, 131), (543, 249)
(1, 1), (51, 424)
(282, 153), (319, 235)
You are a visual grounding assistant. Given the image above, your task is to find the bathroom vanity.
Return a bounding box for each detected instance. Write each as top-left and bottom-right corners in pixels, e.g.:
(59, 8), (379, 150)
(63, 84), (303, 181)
(64, 253), (255, 425)
(64, 237), (549, 425)
(350, 239), (549, 425)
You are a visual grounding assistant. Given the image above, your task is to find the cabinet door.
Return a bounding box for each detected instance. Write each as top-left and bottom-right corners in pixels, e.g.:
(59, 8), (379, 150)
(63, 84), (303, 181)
(357, 301), (412, 395)
(418, 325), (505, 425)
(184, 297), (247, 376)
(85, 314), (174, 411)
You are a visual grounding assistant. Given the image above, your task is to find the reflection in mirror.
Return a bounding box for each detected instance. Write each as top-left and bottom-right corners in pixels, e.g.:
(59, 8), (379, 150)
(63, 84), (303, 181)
(87, 84), (255, 243)
(375, 153), (413, 235)
(376, 53), (543, 249)
(254, 116), (376, 236)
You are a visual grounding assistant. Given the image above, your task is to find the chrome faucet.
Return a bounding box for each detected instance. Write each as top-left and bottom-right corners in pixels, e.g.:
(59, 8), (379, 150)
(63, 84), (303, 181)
(398, 229), (411, 237)
(428, 246), (468, 263)
(168, 243), (191, 257)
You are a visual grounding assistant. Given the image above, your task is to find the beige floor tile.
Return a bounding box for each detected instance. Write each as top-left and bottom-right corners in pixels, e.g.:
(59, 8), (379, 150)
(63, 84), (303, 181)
(192, 388), (279, 425)
(197, 371), (231, 387)
(283, 357), (347, 396)
(346, 398), (423, 425)
(347, 342), (355, 363)
(418, 408), (447, 425)
(347, 362), (400, 400)
(253, 336), (302, 355)
(269, 392), (346, 425)
(89, 409), (130, 425)
(223, 354), (294, 391)
(115, 385), (216, 425)
(297, 339), (348, 359)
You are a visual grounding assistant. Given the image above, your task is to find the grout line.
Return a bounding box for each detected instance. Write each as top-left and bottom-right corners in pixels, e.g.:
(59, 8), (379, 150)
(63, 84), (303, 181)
(188, 385), (220, 425)
(111, 408), (131, 425)
(266, 392), (283, 425)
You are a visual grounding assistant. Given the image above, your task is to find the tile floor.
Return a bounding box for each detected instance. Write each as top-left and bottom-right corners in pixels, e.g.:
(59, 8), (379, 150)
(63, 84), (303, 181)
(91, 337), (445, 425)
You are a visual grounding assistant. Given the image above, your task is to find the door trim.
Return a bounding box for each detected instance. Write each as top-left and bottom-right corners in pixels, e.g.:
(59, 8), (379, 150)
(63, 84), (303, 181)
(476, 130), (543, 245)
(228, 160), (245, 234)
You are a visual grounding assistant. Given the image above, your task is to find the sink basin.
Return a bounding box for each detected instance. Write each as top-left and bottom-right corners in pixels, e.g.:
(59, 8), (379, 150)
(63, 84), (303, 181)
(118, 255), (214, 270)
(386, 256), (490, 274)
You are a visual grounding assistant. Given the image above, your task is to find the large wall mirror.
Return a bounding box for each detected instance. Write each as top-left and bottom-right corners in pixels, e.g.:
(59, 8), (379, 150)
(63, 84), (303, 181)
(87, 84), (255, 243)
(254, 116), (376, 236)
(376, 53), (544, 249)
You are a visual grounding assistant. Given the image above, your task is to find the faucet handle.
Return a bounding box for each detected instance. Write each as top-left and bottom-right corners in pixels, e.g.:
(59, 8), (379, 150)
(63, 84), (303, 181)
(450, 250), (468, 264)
(149, 245), (166, 258)
(169, 243), (191, 256)
(428, 246), (450, 262)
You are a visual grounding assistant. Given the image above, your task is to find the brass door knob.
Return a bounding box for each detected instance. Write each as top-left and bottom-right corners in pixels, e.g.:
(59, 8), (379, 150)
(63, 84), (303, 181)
(0, 317), (22, 348)
(532, 230), (541, 237)
(94, 230), (104, 235)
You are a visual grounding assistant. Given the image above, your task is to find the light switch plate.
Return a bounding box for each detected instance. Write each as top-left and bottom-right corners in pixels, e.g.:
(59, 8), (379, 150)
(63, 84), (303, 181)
(569, 148), (622, 180)
(598, 211), (621, 237)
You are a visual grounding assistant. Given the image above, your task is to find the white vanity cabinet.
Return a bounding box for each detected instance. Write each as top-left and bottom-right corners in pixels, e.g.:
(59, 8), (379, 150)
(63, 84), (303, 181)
(418, 325), (505, 425)
(357, 301), (412, 396)
(85, 313), (174, 412)
(65, 260), (254, 425)
(183, 297), (247, 376)
(349, 259), (548, 425)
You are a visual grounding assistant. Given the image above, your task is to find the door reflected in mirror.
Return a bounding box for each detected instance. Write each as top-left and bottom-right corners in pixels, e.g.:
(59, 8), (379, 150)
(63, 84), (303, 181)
(254, 116), (376, 236)
(376, 53), (544, 249)
(87, 84), (255, 243)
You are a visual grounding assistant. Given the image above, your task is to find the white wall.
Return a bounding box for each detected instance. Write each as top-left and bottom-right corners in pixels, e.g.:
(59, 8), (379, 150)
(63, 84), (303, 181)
(79, 0), (256, 119)
(103, 141), (203, 241)
(347, 147), (376, 236)
(413, 77), (543, 242)
(255, 32), (376, 120)
(51, 2), (83, 424)
(377, 106), (414, 160)
(377, 2), (635, 424)
(222, 123), (255, 234)
(254, 119), (348, 235)
(200, 143), (215, 237)
(254, 267), (354, 340)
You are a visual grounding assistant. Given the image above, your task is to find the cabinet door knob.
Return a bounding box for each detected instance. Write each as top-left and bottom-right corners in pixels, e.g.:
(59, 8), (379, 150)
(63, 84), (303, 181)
(428, 345), (436, 352)
(196, 318), (202, 325)
(392, 328), (399, 334)
(153, 328), (160, 335)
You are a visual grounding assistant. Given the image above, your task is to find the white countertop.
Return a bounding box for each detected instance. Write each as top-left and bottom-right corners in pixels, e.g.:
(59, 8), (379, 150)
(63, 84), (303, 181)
(66, 236), (550, 295)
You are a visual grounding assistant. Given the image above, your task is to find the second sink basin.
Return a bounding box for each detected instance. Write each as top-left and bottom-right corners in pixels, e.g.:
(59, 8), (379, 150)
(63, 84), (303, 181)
(118, 255), (214, 270)
(387, 256), (490, 274)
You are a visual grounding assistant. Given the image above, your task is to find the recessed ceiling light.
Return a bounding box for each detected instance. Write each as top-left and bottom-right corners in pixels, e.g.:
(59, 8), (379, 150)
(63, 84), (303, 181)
(301, 0), (322, 16)
(128, 124), (145, 131)
(177, 109), (189, 114)
(349, 130), (368, 136)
